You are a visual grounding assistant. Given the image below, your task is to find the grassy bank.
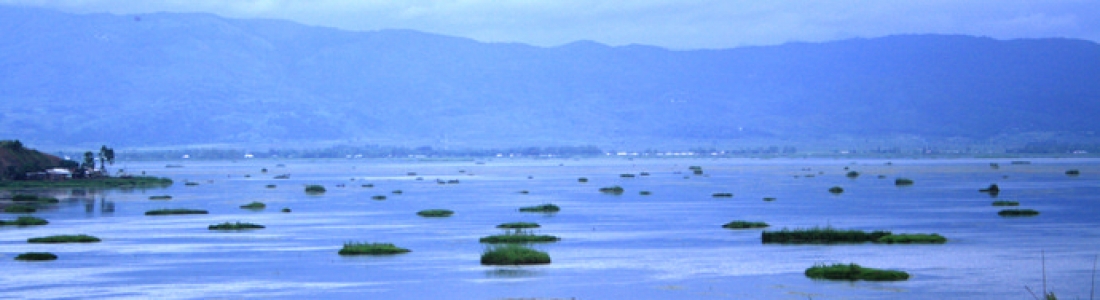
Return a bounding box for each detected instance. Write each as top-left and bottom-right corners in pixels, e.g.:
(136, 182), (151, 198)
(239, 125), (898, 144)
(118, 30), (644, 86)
(0, 176), (173, 189)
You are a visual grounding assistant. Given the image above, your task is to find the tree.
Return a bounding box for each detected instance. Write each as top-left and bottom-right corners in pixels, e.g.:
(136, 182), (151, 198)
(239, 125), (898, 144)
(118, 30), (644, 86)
(83, 151), (95, 170)
(98, 145), (115, 171)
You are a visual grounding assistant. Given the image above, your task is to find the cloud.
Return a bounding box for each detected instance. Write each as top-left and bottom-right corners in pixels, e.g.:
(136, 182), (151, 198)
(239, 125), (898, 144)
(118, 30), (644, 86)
(2, 0), (1098, 49)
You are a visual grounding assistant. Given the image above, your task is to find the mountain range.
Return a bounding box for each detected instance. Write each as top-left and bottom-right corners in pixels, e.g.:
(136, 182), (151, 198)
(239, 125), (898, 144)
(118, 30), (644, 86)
(2, 5), (1099, 150)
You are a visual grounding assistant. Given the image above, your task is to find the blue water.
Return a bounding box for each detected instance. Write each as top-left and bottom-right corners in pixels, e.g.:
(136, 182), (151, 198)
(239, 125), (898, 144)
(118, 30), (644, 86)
(3, 158), (1099, 299)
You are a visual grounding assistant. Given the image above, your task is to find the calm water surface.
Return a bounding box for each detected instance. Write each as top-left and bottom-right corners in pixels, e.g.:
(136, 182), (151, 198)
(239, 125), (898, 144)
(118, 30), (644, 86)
(2, 158), (1099, 299)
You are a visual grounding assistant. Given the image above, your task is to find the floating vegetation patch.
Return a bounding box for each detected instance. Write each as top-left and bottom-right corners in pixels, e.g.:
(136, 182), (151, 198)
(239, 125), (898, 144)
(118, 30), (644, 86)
(15, 252), (57, 261)
(208, 222), (265, 230)
(145, 209), (208, 216)
(895, 178), (914, 186)
(392, 190), (403, 194)
(265, 185), (276, 188)
(763, 197), (776, 202)
(0, 216), (48, 226)
(712, 192), (733, 198)
(846, 171), (860, 178)
(3, 205), (36, 213)
(497, 222), (540, 229)
(481, 244), (550, 265)
(371, 195), (387, 200)
(762, 227), (891, 244)
(639, 191), (651, 195)
(828, 186), (844, 194)
(479, 229), (560, 243)
(417, 209), (454, 217)
(28, 234), (101, 243)
(240, 201), (266, 209)
(148, 195), (172, 200)
(722, 221), (769, 229)
(1066, 169), (1080, 176)
(305, 185), (326, 194)
(577, 177), (588, 183)
(12, 195), (58, 203)
(875, 233), (947, 244)
(620, 174), (636, 178)
(992, 200), (1020, 206)
(639, 172), (650, 176)
(805, 263), (910, 281)
(979, 184), (1000, 195)
(998, 209), (1039, 217)
(598, 186), (624, 195)
(338, 242), (411, 255)
(519, 203), (560, 213)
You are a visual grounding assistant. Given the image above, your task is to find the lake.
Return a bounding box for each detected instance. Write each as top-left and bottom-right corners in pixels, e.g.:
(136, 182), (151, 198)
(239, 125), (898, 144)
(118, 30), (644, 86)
(3, 157), (1099, 299)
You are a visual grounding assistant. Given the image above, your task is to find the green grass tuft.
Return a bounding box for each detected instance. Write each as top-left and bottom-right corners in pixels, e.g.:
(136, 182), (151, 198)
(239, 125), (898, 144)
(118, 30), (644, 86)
(480, 244), (551, 265)
(149, 195), (172, 200)
(805, 263), (909, 281)
(417, 209), (454, 217)
(145, 208), (208, 216)
(519, 203), (560, 213)
(598, 185), (624, 195)
(895, 178), (915, 186)
(0, 216), (48, 226)
(305, 185), (326, 194)
(371, 195), (387, 200)
(338, 242), (411, 255)
(712, 192), (733, 198)
(722, 220), (769, 229)
(875, 233), (947, 244)
(208, 221), (265, 230)
(28, 234), (101, 243)
(240, 201), (266, 209)
(762, 226), (891, 244)
(846, 171), (860, 178)
(828, 186), (844, 194)
(15, 252), (58, 261)
(496, 222), (540, 229)
(998, 209), (1039, 217)
(479, 229), (560, 243)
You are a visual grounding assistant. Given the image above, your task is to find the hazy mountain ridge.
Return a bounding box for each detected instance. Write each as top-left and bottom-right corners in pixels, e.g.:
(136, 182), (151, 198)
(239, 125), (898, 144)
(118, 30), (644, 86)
(2, 5), (1099, 149)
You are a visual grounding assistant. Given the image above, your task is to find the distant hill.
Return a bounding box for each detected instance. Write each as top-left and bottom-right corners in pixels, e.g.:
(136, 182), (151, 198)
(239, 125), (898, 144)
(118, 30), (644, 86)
(2, 5), (1099, 149)
(0, 140), (63, 180)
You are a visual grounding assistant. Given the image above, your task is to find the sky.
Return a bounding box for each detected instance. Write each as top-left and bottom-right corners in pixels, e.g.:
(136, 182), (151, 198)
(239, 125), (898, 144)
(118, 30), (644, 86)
(3, 0), (1100, 49)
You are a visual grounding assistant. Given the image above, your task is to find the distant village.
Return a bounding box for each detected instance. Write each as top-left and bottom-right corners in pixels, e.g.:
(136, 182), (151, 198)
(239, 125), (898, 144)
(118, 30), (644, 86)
(0, 140), (117, 182)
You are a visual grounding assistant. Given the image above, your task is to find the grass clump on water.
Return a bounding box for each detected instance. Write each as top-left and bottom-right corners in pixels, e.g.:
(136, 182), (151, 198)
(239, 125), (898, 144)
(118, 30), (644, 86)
(577, 177), (588, 183)
(992, 200), (1020, 206)
(722, 220), (769, 229)
(4, 204), (36, 213)
(417, 209), (454, 217)
(1066, 169), (1080, 176)
(480, 244), (550, 265)
(479, 229), (560, 243)
(148, 195), (172, 200)
(805, 263), (910, 281)
(712, 192), (733, 198)
(0, 216), (48, 226)
(519, 203), (560, 213)
(497, 222), (540, 229)
(371, 195), (387, 200)
(828, 186), (844, 194)
(598, 185), (624, 195)
(762, 227), (891, 244)
(28, 234), (101, 243)
(240, 201), (266, 209)
(305, 185), (326, 194)
(15, 252), (57, 261)
(895, 178), (914, 186)
(639, 191), (651, 195)
(998, 209), (1039, 217)
(145, 208), (208, 216)
(875, 233), (947, 244)
(208, 221), (265, 230)
(338, 242), (411, 255)
(846, 171), (860, 178)
(12, 195), (59, 203)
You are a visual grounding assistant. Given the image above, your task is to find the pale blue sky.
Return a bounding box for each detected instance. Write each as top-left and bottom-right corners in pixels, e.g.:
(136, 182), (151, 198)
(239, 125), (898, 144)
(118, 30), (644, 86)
(3, 0), (1098, 49)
